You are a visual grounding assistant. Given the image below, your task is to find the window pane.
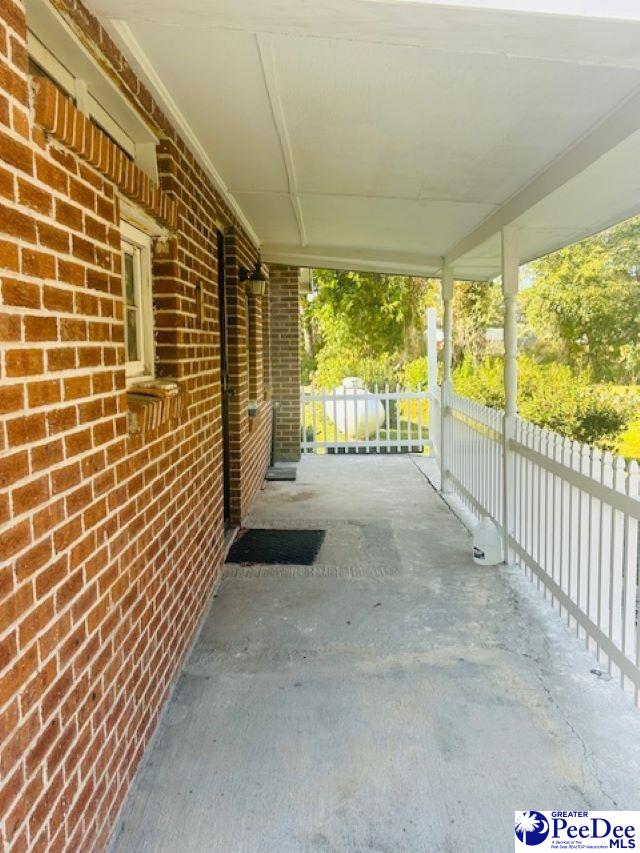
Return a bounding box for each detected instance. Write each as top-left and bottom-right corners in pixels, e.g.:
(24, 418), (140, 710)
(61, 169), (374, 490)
(123, 251), (135, 305)
(126, 307), (139, 362)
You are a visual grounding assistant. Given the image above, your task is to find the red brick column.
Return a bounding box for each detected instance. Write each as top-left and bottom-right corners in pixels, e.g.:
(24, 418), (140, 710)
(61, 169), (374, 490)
(269, 266), (301, 462)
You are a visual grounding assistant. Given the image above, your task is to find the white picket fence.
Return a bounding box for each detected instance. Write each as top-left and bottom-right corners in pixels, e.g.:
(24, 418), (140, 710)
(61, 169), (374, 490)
(435, 386), (640, 703)
(301, 385), (432, 454)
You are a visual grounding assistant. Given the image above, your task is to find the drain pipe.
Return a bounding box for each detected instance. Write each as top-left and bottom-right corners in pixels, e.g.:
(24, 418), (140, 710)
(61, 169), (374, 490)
(270, 401), (280, 466)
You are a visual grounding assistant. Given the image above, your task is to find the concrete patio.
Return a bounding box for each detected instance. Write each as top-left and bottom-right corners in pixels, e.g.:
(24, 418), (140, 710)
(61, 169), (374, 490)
(110, 455), (640, 853)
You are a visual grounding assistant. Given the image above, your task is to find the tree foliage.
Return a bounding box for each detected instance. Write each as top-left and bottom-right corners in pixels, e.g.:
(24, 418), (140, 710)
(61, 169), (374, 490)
(453, 281), (503, 366)
(454, 355), (632, 448)
(302, 269), (439, 387)
(299, 215), (640, 453)
(523, 219), (640, 381)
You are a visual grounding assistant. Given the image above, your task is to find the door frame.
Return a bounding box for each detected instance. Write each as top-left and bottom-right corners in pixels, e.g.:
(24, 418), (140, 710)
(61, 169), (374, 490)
(216, 229), (232, 527)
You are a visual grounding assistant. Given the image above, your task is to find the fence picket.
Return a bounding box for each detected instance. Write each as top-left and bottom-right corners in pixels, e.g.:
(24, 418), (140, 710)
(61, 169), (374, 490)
(301, 384), (433, 455)
(301, 384), (640, 702)
(448, 394), (639, 700)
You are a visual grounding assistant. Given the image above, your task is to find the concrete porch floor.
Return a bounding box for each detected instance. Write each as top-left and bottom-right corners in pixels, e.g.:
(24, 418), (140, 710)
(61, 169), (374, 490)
(110, 455), (640, 853)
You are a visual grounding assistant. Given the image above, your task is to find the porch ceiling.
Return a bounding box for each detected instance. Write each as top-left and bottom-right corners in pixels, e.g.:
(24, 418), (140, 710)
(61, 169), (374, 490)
(86, 0), (640, 279)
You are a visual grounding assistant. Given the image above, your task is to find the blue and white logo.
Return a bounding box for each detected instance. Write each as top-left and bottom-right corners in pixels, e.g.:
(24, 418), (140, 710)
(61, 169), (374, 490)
(515, 811), (550, 846)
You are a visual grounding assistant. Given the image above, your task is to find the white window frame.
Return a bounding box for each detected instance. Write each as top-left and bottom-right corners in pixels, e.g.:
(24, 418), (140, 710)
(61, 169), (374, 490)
(26, 0), (159, 181)
(121, 222), (154, 383)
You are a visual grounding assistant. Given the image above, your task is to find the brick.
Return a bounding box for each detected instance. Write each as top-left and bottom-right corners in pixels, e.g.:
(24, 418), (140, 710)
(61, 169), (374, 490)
(47, 406), (77, 436)
(30, 439), (63, 472)
(26, 717), (58, 776)
(2, 277), (40, 308)
(37, 221), (69, 254)
(17, 179), (51, 215)
(51, 462), (80, 495)
(0, 765), (23, 824)
(54, 199), (82, 231)
(15, 538), (52, 583)
(12, 475), (50, 515)
(47, 347), (76, 372)
(32, 499), (64, 541)
(0, 55), (27, 106)
(0, 129), (32, 173)
(0, 518), (30, 563)
(34, 154), (67, 193)
(21, 248), (56, 279)
(0, 163), (14, 199)
(0, 450), (28, 488)
(24, 316), (57, 342)
(6, 413), (46, 447)
(0, 237), (19, 269)
(0, 383), (23, 414)
(64, 376), (91, 400)
(43, 284), (73, 313)
(0, 310), (21, 340)
(27, 379), (60, 408)
(0, 631), (17, 671)
(35, 558), (67, 599)
(5, 348), (43, 377)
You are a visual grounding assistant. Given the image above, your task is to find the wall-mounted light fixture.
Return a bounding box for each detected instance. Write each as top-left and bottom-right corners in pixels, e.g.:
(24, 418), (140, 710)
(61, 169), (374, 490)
(240, 259), (269, 296)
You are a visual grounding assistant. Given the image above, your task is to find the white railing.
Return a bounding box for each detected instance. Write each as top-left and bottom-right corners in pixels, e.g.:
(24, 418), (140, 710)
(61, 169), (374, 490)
(443, 389), (640, 704)
(447, 391), (504, 525)
(301, 385), (432, 454)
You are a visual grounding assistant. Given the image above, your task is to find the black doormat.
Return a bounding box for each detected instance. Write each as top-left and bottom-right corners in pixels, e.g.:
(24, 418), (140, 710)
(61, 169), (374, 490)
(226, 528), (325, 565)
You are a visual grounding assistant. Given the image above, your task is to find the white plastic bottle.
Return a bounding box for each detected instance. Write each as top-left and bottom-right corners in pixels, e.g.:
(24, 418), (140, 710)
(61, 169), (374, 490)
(473, 517), (501, 565)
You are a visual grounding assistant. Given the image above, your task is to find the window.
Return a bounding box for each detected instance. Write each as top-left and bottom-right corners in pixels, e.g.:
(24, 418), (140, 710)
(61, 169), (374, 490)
(26, 2), (159, 180)
(121, 222), (154, 382)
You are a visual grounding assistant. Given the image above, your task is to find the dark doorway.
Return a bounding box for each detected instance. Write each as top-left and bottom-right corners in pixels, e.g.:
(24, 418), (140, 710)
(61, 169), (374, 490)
(217, 229), (232, 526)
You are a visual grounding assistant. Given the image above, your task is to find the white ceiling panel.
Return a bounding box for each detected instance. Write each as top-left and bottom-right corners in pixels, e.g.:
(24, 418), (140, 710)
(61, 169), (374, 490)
(300, 194), (496, 254)
(123, 22), (289, 194)
(276, 35), (640, 203)
(231, 193), (300, 246)
(86, 0), (640, 277)
(89, 0), (640, 70)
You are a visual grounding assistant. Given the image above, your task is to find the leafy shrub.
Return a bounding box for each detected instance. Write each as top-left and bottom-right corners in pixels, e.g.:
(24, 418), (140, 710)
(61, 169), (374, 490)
(312, 348), (397, 389)
(396, 357), (429, 388)
(453, 355), (632, 449)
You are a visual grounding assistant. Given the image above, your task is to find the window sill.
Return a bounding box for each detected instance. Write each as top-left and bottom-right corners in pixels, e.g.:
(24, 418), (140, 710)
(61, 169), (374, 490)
(247, 398), (272, 435)
(127, 381), (185, 435)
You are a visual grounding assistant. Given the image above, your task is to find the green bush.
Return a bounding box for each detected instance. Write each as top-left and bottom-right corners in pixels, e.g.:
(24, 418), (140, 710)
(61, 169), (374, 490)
(453, 355), (632, 449)
(312, 348), (398, 389)
(396, 357), (432, 388)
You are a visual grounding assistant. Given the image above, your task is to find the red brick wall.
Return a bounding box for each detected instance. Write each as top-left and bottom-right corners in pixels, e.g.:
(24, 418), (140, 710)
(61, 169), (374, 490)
(222, 231), (272, 524)
(0, 1), (272, 849)
(269, 265), (301, 463)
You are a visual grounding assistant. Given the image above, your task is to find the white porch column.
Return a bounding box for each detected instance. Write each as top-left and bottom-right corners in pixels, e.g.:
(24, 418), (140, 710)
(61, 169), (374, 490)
(440, 266), (454, 493)
(501, 226), (519, 561)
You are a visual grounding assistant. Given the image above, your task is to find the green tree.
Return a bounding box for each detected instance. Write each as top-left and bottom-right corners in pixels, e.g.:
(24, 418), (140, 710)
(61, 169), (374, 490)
(452, 280), (503, 366)
(302, 269), (439, 387)
(454, 355), (632, 448)
(522, 219), (640, 381)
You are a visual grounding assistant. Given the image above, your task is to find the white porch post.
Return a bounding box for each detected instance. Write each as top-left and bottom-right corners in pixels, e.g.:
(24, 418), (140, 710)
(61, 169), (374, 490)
(440, 266), (454, 493)
(501, 226), (519, 562)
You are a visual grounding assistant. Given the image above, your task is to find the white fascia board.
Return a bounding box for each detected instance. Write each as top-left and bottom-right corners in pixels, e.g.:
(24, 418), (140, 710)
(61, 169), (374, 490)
(262, 244), (443, 277)
(105, 19), (261, 248)
(25, 0), (157, 147)
(363, 0), (640, 23)
(444, 80), (640, 268)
